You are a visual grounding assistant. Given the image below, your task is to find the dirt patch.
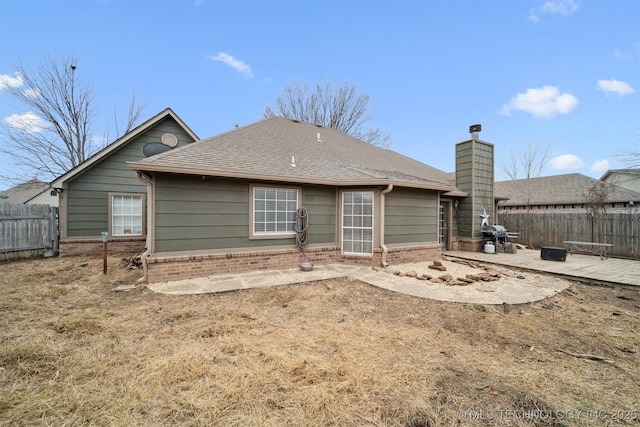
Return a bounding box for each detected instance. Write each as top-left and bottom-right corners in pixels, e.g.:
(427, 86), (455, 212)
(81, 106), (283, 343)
(1, 256), (639, 426)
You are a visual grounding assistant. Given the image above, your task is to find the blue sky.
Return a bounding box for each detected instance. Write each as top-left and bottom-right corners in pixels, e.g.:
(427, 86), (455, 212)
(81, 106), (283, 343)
(1, 0), (638, 189)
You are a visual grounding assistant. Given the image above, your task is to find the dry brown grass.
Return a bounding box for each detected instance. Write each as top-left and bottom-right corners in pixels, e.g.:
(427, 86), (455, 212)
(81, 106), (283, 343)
(0, 256), (639, 426)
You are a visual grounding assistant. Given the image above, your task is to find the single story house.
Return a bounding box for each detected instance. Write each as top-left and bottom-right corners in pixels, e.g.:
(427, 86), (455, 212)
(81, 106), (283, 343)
(494, 173), (640, 257)
(495, 173), (640, 217)
(51, 108), (199, 256)
(127, 117), (495, 283)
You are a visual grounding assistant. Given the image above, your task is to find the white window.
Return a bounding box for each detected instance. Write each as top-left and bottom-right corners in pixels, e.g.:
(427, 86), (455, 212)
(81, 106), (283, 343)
(342, 191), (374, 255)
(252, 186), (299, 237)
(111, 194), (144, 236)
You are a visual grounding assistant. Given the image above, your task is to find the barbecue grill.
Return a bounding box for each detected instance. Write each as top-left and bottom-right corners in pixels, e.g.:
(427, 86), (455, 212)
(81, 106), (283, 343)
(482, 225), (507, 252)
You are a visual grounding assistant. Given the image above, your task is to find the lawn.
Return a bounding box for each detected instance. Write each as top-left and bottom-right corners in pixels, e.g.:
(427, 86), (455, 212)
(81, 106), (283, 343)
(1, 256), (638, 426)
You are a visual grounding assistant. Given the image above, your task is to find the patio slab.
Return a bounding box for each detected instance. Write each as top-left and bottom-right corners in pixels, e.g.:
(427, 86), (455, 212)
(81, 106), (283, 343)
(443, 249), (640, 287)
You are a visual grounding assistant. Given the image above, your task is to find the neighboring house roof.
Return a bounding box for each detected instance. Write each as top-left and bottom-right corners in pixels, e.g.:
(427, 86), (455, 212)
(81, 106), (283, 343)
(129, 117), (461, 193)
(51, 108), (198, 188)
(600, 168), (640, 181)
(495, 173), (640, 206)
(0, 179), (50, 204)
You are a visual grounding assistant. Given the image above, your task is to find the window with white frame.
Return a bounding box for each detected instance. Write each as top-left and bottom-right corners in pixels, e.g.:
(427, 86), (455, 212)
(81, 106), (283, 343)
(342, 191), (374, 255)
(252, 186), (299, 236)
(111, 194), (144, 236)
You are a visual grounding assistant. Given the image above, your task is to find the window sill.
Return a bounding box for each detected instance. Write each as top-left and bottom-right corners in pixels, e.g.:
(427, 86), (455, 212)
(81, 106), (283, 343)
(249, 233), (296, 240)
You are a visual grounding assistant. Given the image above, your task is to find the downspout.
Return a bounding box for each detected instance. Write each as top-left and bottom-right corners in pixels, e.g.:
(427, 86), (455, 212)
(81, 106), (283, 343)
(380, 184), (394, 267)
(136, 171), (154, 283)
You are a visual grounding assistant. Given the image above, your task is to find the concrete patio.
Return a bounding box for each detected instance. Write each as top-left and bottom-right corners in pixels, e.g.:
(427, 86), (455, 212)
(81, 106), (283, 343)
(443, 248), (640, 287)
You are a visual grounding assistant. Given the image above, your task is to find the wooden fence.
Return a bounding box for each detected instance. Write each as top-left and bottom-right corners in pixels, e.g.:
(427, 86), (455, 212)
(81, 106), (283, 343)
(498, 210), (639, 259)
(0, 204), (58, 261)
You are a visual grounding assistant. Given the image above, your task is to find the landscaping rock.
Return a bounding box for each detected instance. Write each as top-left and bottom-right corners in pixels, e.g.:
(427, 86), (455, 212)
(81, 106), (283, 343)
(450, 280), (468, 286)
(428, 264), (447, 271)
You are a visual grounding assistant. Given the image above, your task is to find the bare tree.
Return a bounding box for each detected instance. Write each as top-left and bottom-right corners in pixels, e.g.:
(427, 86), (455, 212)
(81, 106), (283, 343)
(501, 143), (550, 180)
(499, 143), (550, 248)
(584, 180), (615, 242)
(264, 79), (391, 148)
(0, 54), (146, 184)
(617, 141), (639, 169)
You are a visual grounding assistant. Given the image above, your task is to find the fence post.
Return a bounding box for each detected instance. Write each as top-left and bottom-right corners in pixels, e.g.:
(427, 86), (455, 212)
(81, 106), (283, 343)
(101, 232), (109, 274)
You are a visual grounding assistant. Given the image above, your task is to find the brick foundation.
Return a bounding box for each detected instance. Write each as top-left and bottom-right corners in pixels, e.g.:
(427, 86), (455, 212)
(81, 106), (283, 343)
(146, 243), (442, 283)
(383, 243), (442, 265)
(452, 237), (483, 252)
(59, 237), (146, 257)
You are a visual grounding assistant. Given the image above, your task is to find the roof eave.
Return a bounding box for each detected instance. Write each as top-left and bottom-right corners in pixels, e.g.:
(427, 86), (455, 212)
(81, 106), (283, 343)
(443, 189), (469, 197)
(128, 162), (457, 192)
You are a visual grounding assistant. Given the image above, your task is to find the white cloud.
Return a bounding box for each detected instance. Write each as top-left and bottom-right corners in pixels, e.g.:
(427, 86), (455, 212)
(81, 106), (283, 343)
(597, 79), (635, 96)
(548, 154), (584, 170)
(209, 52), (253, 78)
(3, 112), (49, 133)
(22, 87), (41, 99)
(500, 86), (578, 118)
(0, 72), (23, 91)
(529, 0), (579, 22)
(590, 159), (610, 173)
(614, 49), (632, 61)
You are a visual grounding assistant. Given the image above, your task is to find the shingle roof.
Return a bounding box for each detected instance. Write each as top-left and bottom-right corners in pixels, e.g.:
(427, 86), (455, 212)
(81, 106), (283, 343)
(129, 117), (459, 192)
(0, 179), (49, 204)
(495, 173), (640, 206)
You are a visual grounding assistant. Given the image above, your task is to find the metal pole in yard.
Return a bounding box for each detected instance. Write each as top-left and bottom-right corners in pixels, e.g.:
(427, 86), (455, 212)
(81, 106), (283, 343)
(631, 201), (635, 255)
(101, 232), (109, 274)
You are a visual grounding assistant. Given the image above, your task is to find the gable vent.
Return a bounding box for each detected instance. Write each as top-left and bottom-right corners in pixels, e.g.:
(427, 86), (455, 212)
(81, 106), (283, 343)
(161, 133), (178, 147)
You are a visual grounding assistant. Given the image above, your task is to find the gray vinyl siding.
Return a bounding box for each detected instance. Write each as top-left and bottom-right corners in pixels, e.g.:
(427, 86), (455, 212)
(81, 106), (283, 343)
(302, 185), (336, 245)
(384, 187), (438, 244)
(455, 140), (494, 238)
(154, 176), (337, 253)
(65, 118), (193, 237)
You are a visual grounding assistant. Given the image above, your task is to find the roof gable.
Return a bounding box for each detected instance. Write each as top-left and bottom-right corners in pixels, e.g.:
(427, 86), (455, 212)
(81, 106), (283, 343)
(600, 168), (640, 180)
(51, 108), (198, 187)
(129, 117), (457, 191)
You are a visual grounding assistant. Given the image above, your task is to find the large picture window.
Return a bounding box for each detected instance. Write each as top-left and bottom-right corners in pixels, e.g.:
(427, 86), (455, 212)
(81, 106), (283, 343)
(252, 186), (299, 237)
(342, 191), (374, 255)
(110, 194), (144, 236)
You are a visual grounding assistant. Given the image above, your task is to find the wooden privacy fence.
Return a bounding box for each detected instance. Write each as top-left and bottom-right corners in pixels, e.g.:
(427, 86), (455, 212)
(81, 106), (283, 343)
(0, 204), (58, 261)
(498, 210), (639, 259)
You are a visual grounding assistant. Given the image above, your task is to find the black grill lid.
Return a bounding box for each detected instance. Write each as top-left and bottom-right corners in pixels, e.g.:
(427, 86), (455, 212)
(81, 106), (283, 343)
(482, 225), (507, 234)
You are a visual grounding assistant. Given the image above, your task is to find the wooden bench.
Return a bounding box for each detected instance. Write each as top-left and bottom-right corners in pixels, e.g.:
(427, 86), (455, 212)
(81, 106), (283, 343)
(506, 232), (519, 243)
(562, 241), (613, 259)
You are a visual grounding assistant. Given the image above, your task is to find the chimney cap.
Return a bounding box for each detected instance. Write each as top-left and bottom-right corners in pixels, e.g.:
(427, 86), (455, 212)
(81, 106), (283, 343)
(469, 124), (482, 134)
